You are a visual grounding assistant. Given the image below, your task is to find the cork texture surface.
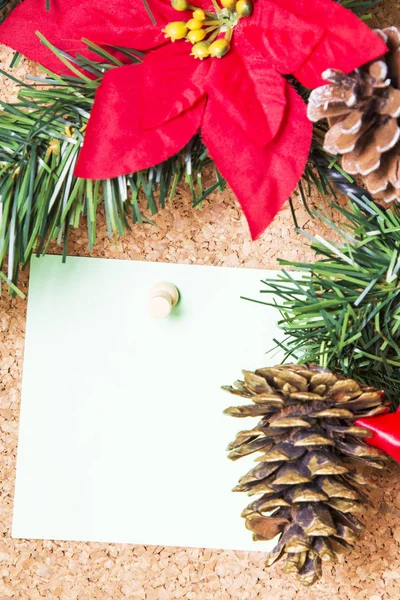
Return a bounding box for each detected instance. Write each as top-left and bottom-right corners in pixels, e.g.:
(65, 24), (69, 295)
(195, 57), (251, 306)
(1, 2), (400, 598)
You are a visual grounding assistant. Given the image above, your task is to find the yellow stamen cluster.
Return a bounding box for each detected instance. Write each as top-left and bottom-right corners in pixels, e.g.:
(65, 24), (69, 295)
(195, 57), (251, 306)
(46, 139), (60, 158)
(162, 0), (253, 59)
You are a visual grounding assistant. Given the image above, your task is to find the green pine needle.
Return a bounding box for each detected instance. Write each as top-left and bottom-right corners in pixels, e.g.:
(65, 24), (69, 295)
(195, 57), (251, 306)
(257, 197), (400, 408)
(141, 0), (157, 25)
(0, 38), (224, 292)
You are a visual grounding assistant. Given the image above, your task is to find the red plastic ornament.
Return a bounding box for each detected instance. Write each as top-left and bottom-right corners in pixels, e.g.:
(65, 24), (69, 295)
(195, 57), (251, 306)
(356, 407), (400, 463)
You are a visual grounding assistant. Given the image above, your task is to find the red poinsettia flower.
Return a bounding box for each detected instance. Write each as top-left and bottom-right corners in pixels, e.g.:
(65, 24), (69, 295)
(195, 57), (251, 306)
(0, 0), (387, 238)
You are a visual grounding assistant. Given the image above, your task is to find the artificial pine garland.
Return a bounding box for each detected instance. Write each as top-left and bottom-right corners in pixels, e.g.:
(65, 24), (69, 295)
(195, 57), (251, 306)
(255, 196), (400, 408)
(0, 40), (224, 293)
(313, 154), (374, 200)
(0, 0), (385, 293)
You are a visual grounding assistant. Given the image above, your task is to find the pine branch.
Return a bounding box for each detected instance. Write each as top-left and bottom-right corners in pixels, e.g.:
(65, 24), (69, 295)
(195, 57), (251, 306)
(312, 153), (374, 199)
(0, 41), (224, 291)
(256, 197), (400, 408)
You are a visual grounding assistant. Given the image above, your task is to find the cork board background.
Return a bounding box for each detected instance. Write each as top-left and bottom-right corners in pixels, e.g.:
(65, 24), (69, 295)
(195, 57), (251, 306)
(1, 2), (400, 598)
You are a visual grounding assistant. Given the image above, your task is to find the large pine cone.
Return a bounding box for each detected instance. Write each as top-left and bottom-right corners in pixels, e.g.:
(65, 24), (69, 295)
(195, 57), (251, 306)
(308, 27), (400, 204)
(224, 364), (389, 586)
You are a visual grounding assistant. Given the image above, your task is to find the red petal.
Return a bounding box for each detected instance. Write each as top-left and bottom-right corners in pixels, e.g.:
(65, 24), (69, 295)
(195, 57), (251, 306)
(141, 43), (209, 129)
(74, 64), (205, 179)
(244, 0), (388, 88)
(202, 80), (312, 239)
(356, 408), (400, 463)
(189, 0), (214, 10)
(0, 0), (176, 73)
(204, 41), (286, 147)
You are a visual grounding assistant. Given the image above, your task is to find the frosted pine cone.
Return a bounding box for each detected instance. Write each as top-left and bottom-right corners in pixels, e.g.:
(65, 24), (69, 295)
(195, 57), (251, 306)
(308, 27), (400, 204)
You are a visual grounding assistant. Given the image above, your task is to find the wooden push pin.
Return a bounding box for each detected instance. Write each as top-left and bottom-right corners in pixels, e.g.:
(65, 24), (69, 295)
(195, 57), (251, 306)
(149, 282), (179, 318)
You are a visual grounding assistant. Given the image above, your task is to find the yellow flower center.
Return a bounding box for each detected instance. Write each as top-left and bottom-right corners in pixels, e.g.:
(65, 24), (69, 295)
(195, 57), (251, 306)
(163, 0), (254, 58)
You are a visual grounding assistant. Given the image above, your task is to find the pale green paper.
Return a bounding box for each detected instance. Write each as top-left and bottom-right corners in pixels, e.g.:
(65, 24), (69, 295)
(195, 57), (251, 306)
(14, 255), (284, 551)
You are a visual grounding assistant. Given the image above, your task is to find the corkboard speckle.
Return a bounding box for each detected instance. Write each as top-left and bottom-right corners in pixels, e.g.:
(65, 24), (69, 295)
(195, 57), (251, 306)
(1, 2), (400, 598)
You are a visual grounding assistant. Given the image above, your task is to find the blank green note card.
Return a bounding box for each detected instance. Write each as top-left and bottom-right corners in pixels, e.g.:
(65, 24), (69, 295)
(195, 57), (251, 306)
(13, 255), (284, 551)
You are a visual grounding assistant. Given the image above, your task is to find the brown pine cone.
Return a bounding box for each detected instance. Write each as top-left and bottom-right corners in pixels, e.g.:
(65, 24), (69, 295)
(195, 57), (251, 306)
(308, 27), (400, 204)
(224, 364), (389, 586)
